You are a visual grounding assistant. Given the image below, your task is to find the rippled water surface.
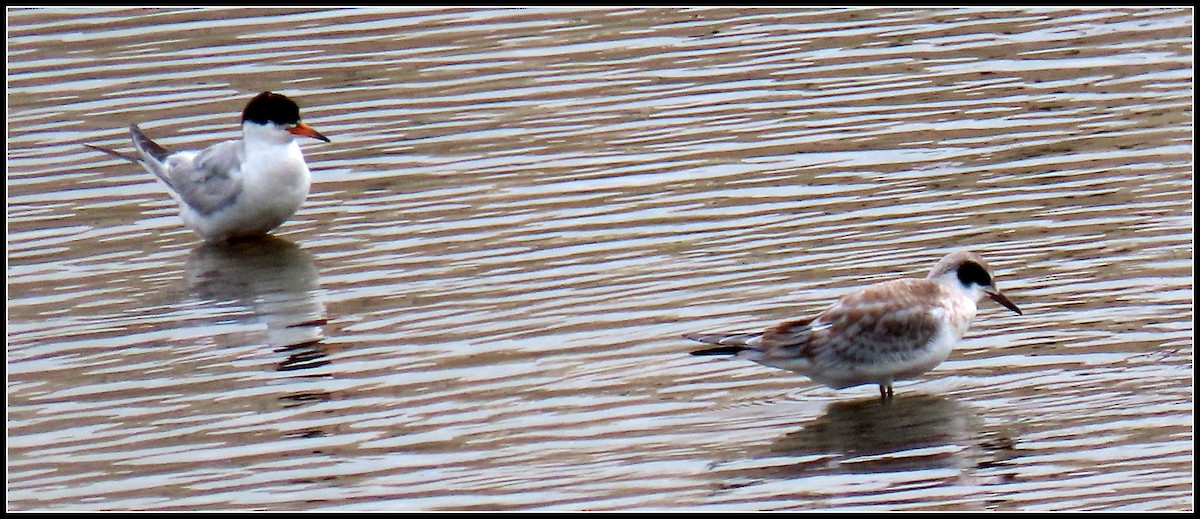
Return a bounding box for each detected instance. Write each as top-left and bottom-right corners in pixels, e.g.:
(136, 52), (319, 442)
(6, 7), (1193, 511)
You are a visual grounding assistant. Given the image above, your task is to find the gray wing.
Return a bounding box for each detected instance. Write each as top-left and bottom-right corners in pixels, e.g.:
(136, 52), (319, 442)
(165, 140), (245, 216)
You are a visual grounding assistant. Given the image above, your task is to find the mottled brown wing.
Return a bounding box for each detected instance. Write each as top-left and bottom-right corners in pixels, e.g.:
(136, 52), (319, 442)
(758, 280), (948, 364)
(758, 316), (816, 359)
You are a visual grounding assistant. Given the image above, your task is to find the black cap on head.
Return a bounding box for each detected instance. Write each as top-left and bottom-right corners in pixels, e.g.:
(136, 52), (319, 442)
(242, 91), (302, 126)
(956, 260), (994, 288)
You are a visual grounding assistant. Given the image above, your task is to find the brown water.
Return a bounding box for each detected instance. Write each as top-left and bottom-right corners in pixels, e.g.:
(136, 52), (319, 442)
(6, 7), (1193, 511)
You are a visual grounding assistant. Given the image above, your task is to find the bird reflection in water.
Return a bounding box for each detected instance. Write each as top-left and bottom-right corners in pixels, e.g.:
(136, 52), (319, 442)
(773, 395), (983, 468)
(186, 236), (332, 386)
(718, 395), (1022, 486)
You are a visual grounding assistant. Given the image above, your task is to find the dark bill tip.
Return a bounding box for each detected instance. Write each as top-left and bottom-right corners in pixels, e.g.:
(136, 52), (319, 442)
(288, 122), (330, 143)
(988, 290), (1022, 315)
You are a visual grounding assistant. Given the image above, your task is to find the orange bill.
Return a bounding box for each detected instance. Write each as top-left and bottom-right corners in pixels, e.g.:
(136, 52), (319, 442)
(288, 122), (330, 142)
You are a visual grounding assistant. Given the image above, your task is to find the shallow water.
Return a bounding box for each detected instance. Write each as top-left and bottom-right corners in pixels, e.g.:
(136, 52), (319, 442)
(6, 7), (1193, 511)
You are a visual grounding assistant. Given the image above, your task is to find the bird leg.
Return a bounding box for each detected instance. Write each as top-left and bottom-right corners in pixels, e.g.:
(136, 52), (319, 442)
(879, 382), (894, 402)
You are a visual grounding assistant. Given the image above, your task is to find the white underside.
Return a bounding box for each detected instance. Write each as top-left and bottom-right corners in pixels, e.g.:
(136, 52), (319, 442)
(181, 175), (309, 241)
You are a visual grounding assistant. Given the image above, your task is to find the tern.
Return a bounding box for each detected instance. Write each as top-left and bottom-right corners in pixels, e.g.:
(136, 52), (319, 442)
(87, 91), (329, 243)
(687, 250), (1022, 399)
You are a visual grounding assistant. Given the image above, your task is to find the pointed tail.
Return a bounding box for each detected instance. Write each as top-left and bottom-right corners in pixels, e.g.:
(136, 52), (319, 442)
(684, 331), (762, 356)
(86, 125), (178, 193)
(84, 143), (141, 164)
(84, 124), (172, 167)
(129, 124), (172, 163)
